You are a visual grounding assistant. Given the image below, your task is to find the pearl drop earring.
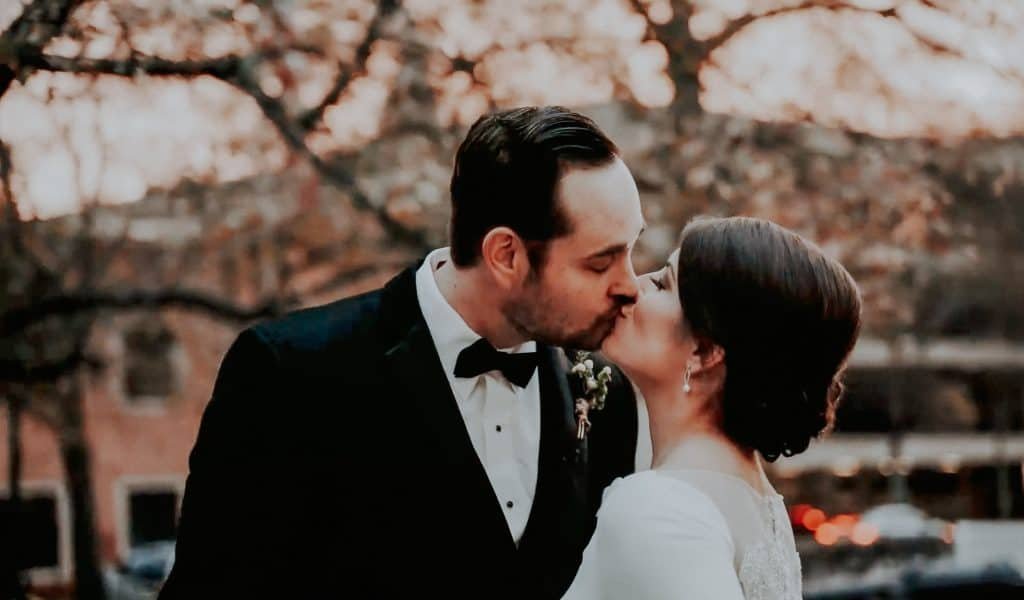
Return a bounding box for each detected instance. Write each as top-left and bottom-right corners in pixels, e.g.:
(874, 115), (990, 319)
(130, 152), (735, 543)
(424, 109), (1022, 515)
(683, 366), (692, 394)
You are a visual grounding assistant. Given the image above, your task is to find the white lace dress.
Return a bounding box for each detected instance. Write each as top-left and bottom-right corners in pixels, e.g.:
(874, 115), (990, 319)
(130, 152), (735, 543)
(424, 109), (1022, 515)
(563, 467), (802, 599)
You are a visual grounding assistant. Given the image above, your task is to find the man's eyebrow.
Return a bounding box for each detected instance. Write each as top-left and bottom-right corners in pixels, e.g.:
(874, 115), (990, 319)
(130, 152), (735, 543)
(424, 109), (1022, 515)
(587, 244), (628, 260)
(586, 223), (646, 260)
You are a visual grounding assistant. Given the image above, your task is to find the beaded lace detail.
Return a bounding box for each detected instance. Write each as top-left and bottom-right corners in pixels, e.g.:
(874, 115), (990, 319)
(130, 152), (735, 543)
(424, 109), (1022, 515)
(736, 488), (803, 600)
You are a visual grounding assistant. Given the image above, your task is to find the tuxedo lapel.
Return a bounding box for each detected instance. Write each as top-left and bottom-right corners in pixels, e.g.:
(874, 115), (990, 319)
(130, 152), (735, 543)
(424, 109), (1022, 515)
(516, 346), (589, 595)
(377, 266), (516, 555)
(374, 268), (592, 596)
(535, 346), (581, 463)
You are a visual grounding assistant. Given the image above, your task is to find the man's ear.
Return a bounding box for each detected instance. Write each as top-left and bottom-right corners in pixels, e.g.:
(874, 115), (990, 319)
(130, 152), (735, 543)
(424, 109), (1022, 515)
(480, 227), (530, 288)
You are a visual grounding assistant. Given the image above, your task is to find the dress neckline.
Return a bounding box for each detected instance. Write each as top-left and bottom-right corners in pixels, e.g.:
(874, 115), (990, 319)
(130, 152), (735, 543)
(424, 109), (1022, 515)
(653, 465), (782, 503)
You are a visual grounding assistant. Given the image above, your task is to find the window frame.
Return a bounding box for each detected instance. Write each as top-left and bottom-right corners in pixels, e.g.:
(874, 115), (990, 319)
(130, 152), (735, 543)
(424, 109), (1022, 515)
(114, 475), (185, 561)
(0, 479), (72, 585)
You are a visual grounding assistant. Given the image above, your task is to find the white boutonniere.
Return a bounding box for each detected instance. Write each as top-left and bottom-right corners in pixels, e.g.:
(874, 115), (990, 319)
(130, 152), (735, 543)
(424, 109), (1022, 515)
(571, 351), (613, 441)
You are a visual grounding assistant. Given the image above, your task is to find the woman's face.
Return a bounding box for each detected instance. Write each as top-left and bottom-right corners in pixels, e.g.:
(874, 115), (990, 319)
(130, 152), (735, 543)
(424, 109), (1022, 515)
(602, 249), (693, 385)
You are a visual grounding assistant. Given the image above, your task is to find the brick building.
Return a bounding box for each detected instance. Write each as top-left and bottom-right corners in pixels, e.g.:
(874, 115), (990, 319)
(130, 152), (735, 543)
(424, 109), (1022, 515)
(1, 166), (413, 587)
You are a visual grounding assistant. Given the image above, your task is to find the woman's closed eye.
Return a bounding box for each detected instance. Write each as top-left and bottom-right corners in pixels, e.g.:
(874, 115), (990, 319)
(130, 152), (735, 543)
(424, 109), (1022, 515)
(650, 270), (668, 291)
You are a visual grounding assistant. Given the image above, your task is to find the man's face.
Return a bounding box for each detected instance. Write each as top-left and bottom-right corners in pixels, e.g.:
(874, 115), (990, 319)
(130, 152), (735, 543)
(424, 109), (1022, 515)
(503, 157), (644, 350)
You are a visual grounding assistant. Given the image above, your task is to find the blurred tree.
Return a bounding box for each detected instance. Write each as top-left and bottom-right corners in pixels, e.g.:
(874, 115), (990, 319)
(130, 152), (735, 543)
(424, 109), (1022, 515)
(0, 141), (296, 598)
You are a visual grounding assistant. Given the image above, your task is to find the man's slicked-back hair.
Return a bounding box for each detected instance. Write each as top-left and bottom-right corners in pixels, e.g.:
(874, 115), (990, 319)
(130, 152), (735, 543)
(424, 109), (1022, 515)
(448, 106), (619, 267)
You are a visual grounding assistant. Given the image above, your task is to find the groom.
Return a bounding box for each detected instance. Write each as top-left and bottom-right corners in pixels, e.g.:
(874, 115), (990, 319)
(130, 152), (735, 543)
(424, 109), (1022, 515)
(159, 106), (646, 599)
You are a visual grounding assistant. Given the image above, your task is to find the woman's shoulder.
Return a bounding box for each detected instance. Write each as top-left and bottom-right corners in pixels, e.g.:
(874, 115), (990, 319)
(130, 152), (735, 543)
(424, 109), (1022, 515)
(601, 469), (718, 504)
(598, 471), (734, 541)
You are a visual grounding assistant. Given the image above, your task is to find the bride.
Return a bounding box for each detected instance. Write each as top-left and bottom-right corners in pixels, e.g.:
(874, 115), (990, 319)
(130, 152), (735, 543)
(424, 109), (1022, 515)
(565, 217), (862, 599)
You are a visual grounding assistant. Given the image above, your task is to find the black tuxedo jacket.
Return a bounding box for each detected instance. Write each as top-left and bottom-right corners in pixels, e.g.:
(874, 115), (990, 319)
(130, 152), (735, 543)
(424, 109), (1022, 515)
(159, 265), (638, 599)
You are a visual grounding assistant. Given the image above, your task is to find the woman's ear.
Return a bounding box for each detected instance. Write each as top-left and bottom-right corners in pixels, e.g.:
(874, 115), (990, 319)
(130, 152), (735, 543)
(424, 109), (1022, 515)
(693, 337), (725, 374)
(480, 227), (529, 289)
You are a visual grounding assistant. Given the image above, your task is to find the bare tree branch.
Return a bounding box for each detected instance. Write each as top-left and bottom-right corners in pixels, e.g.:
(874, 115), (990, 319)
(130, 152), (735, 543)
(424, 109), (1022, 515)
(0, 141), (63, 290)
(0, 0), (82, 43)
(304, 258), (413, 297)
(0, 345), (94, 383)
(699, 2), (897, 55)
(297, 0), (401, 131)
(226, 64), (430, 249)
(7, 3), (427, 251)
(0, 140), (19, 248)
(17, 45), (316, 78)
(0, 0), (85, 99)
(647, 0), (978, 72)
(24, 51), (247, 78)
(625, 1), (705, 117)
(892, 1), (1020, 81)
(627, 0), (993, 122)
(1, 288), (297, 335)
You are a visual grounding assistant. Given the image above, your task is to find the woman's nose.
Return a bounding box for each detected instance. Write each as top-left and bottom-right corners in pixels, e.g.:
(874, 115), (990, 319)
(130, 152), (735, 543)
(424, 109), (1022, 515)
(636, 273), (655, 295)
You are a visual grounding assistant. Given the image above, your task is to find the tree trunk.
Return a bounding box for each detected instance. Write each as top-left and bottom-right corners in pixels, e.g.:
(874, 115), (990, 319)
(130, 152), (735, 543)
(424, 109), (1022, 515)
(57, 378), (106, 600)
(7, 391), (22, 502)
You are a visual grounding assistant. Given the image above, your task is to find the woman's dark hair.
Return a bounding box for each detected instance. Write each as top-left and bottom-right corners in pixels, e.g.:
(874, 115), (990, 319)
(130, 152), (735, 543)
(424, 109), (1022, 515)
(449, 106), (618, 268)
(676, 217), (862, 462)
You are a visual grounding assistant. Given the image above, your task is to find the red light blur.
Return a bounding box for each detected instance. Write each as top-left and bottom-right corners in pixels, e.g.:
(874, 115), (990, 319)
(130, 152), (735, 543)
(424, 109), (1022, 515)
(832, 514), (858, 535)
(850, 523), (879, 546)
(801, 508), (827, 531)
(790, 504), (813, 525)
(815, 523), (841, 546)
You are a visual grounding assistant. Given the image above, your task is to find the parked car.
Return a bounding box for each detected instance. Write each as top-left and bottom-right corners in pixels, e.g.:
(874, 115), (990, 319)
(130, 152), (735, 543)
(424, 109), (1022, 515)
(806, 563), (1024, 599)
(859, 503), (948, 540)
(103, 541), (175, 600)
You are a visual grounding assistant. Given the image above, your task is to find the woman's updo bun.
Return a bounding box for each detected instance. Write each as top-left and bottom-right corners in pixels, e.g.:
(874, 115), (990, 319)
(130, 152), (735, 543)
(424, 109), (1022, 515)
(676, 217), (861, 462)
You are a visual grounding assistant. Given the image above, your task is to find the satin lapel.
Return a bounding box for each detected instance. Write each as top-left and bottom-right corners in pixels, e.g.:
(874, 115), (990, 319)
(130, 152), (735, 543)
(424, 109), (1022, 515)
(517, 346), (588, 570)
(378, 267), (516, 554)
(536, 346), (580, 458)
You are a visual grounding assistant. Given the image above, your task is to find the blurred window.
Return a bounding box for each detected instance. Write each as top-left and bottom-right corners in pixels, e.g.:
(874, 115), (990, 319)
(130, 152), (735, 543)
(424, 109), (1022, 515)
(128, 490), (179, 546)
(123, 320), (176, 402)
(0, 494), (59, 569)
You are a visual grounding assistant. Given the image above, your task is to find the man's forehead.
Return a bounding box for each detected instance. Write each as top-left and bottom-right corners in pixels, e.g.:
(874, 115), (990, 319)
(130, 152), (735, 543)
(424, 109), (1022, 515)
(556, 160), (643, 250)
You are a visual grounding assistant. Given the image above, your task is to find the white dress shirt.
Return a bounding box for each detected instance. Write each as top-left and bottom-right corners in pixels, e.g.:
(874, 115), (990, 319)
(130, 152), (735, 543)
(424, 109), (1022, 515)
(415, 248), (541, 543)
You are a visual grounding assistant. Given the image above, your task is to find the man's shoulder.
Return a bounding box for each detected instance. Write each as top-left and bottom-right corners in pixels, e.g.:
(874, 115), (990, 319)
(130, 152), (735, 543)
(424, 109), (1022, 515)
(248, 287), (387, 362)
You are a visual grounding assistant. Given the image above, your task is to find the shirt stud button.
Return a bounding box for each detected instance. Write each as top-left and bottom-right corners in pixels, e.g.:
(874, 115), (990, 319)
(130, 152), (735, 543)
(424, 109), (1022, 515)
(496, 425), (502, 432)
(506, 500), (514, 509)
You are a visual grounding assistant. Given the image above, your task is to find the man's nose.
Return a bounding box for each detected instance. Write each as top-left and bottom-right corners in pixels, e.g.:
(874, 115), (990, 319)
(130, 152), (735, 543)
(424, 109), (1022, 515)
(610, 263), (640, 305)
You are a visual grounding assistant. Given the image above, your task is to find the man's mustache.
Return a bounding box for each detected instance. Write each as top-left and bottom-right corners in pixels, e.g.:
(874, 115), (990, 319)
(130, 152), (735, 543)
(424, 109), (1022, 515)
(610, 297), (636, 318)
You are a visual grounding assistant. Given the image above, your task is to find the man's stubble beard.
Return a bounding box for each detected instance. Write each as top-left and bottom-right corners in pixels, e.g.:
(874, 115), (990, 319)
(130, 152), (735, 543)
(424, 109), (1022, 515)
(502, 284), (620, 351)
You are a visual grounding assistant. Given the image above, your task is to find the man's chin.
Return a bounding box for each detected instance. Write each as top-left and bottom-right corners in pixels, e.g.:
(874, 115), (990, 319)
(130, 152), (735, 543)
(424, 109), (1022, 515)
(599, 321), (625, 357)
(560, 335), (600, 352)
(568, 319), (619, 351)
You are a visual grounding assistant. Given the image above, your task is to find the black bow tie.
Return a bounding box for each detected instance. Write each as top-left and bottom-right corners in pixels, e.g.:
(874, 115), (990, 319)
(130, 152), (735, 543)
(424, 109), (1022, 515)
(454, 338), (538, 388)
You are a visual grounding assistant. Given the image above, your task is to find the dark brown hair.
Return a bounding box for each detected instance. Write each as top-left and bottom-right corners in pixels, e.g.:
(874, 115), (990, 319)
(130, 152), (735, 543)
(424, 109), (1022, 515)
(676, 217), (862, 461)
(449, 106), (618, 268)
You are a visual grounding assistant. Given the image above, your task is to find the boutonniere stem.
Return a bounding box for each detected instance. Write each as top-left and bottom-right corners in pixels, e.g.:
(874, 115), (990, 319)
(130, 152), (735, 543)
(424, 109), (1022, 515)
(571, 351), (612, 441)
